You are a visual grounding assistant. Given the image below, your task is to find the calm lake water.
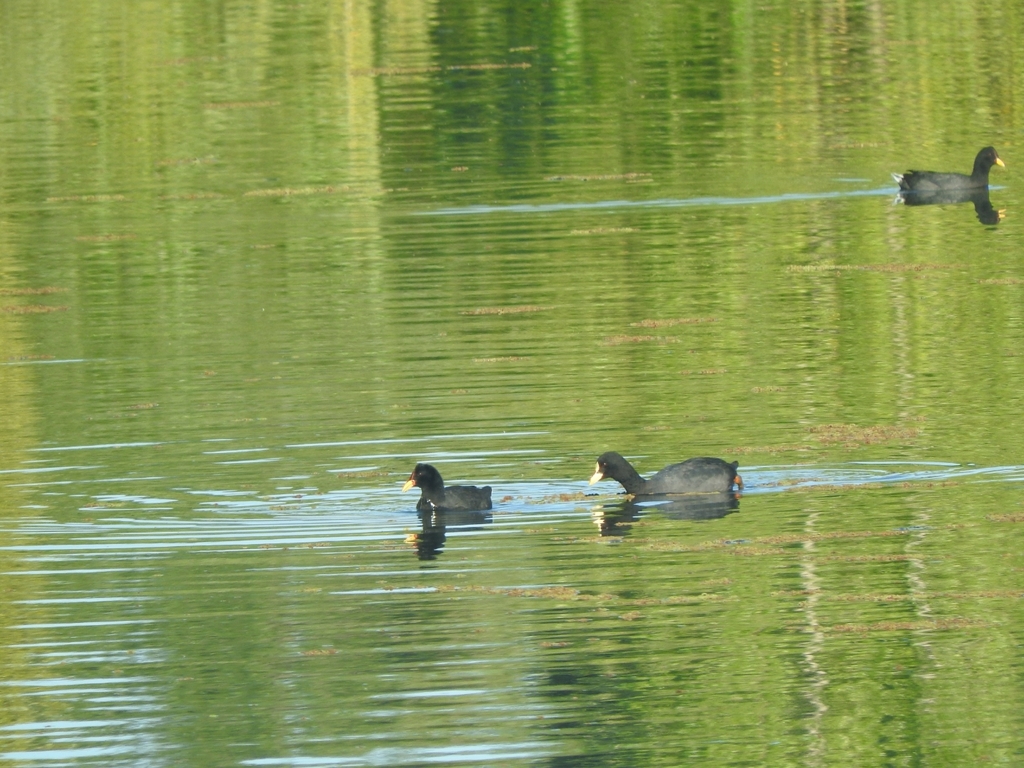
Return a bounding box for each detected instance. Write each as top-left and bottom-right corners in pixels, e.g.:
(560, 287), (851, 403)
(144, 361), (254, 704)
(2, 0), (1024, 765)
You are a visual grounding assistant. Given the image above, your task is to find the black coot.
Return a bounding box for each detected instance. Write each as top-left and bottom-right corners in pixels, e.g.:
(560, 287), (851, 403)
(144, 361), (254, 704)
(588, 451), (742, 495)
(402, 463), (492, 512)
(893, 146), (1005, 192)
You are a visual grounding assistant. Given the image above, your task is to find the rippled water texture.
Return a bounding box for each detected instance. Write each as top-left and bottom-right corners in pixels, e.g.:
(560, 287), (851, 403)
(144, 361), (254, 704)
(2, 0), (1024, 765)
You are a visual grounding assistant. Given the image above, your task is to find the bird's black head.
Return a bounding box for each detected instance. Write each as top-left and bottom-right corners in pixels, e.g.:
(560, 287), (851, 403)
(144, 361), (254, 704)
(402, 463), (445, 494)
(975, 146), (1005, 174)
(589, 452), (630, 484)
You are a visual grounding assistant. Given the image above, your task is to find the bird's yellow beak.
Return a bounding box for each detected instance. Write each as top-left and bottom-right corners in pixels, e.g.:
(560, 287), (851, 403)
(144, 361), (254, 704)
(588, 465), (604, 485)
(401, 478), (416, 492)
(996, 156), (1006, 168)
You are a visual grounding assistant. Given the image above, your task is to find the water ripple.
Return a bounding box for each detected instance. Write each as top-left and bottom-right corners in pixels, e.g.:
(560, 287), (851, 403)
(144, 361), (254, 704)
(417, 188), (895, 216)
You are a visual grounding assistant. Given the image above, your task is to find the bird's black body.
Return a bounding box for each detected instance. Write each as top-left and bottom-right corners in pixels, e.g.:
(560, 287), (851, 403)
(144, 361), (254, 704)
(589, 451), (741, 496)
(402, 463), (492, 512)
(893, 146), (1004, 192)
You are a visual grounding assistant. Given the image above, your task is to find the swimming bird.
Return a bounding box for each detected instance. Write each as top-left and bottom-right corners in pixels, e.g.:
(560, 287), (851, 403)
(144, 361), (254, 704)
(893, 146), (1005, 192)
(588, 451), (742, 495)
(402, 463), (492, 512)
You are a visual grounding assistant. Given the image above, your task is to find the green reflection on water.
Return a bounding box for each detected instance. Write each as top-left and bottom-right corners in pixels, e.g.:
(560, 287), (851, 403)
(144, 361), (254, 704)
(1, 0), (1023, 765)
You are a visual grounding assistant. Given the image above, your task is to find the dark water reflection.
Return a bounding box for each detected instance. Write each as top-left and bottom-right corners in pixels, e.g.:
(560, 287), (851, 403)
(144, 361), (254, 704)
(591, 492), (741, 536)
(411, 508), (494, 560)
(897, 186), (1005, 226)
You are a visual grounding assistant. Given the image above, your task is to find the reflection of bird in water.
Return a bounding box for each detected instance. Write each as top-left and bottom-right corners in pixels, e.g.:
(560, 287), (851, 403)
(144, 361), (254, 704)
(892, 146), (1005, 192)
(895, 186), (1004, 226)
(641, 492), (740, 520)
(402, 463), (492, 513)
(591, 504), (641, 536)
(408, 508), (493, 560)
(588, 451), (741, 495)
(591, 493), (740, 535)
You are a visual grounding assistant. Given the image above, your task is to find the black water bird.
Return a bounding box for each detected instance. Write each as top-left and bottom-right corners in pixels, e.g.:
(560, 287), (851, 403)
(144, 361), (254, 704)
(893, 146), (1005, 192)
(402, 463), (492, 512)
(588, 451), (742, 496)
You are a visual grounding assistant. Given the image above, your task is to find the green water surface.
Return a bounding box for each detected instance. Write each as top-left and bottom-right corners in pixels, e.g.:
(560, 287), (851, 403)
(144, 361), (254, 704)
(2, 0), (1024, 765)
